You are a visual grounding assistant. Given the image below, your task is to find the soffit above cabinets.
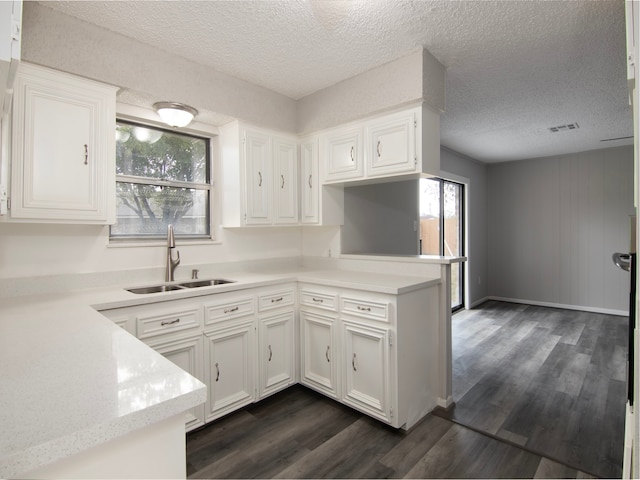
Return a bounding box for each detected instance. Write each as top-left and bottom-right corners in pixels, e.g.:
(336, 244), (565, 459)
(37, 0), (632, 163)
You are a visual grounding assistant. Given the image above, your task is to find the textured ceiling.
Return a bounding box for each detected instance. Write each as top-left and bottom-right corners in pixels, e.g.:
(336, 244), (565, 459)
(40, 0), (633, 163)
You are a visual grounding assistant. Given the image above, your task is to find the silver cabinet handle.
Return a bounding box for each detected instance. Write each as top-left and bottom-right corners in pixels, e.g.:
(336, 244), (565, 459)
(84, 144), (88, 165)
(224, 306), (239, 314)
(377, 140), (381, 158)
(350, 146), (354, 161)
(268, 345), (272, 362)
(271, 297), (283, 303)
(215, 362), (220, 382)
(352, 353), (357, 372)
(160, 318), (180, 326)
(308, 174), (312, 188)
(312, 297), (324, 303)
(326, 346), (330, 363)
(357, 305), (371, 312)
(258, 171), (262, 187)
(281, 174), (285, 189)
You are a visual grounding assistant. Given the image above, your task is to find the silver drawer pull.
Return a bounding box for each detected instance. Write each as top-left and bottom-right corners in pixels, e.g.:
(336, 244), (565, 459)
(308, 174), (312, 188)
(281, 174), (285, 189)
(215, 362), (220, 382)
(224, 306), (239, 314)
(84, 144), (88, 165)
(377, 140), (381, 158)
(312, 297), (324, 303)
(160, 318), (180, 326)
(350, 146), (354, 161)
(268, 345), (272, 362)
(326, 346), (330, 363)
(258, 171), (262, 187)
(357, 305), (371, 312)
(352, 353), (357, 372)
(271, 297), (283, 303)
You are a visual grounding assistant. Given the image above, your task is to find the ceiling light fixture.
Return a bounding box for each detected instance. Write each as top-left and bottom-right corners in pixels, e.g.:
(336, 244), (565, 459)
(153, 102), (198, 128)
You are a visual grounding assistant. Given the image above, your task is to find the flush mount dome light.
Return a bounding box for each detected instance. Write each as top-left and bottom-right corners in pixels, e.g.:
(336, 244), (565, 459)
(153, 102), (198, 128)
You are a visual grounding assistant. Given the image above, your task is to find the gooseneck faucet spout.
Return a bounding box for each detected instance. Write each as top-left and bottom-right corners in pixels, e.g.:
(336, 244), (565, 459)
(165, 224), (180, 281)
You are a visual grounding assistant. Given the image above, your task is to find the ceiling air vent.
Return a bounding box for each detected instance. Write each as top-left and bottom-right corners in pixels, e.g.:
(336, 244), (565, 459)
(549, 123), (580, 133)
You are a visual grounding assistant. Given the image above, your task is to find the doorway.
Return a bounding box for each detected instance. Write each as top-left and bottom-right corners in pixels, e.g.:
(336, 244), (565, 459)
(419, 177), (465, 311)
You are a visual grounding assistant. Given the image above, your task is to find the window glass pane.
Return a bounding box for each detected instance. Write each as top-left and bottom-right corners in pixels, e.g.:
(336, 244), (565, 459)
(419, 178), (441, 255)
(111, 183), (209, 237)
(116, 122), (207, 183)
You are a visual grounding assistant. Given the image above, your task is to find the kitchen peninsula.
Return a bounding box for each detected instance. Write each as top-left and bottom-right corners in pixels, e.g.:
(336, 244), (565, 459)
(0, 255), (462, 479)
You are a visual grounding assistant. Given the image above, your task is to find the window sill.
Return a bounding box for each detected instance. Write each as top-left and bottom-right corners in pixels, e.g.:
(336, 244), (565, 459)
(107, 238), (221, 248)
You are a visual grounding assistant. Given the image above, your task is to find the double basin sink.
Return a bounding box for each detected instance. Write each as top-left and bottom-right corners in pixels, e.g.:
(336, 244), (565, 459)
(127, 279), (234, 294)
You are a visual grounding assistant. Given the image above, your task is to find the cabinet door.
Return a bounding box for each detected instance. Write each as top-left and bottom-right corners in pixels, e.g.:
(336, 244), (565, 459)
(272, 137), (298, 224)
(300, 139), (319, 224)
(204, 321), (255, 421)
(322, 126), (363, 183)
(147, 334), (205, 432)
(342, 320), (391, 423)
(11, 63), (116, 223)
(366, 110), (416, 177)
(258, 310), (295, 398)
(300, 310), (338, 399)
(244, 129), (272, 225)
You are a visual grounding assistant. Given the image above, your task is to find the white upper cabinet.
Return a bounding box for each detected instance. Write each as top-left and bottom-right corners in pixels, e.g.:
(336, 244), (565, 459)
(272, 136), (298, 224)
(10, 63), (116, 223)
(321, 125), (363, 183)
(245, 129), (272, 225)
(320, 104), (439, 186)
(0, 0), (21, 114)
(220, 123), (298, 227)
(300, 136), (344, 226)
(366, 109), (417, 177)
(300, 138), (319, 224)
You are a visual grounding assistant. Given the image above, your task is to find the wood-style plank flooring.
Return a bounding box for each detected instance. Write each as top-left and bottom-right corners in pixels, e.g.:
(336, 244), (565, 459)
(187, 385), (593, 479)
(186, 300), (625, 479)
(446, 301), (627, 479)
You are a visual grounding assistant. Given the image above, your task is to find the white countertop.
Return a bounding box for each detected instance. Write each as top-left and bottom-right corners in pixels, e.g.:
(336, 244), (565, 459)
(0, 266), (439, 478)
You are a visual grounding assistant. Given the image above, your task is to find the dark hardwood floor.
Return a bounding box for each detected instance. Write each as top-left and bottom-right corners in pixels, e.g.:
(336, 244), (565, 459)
(447, 301), (628, 479)
(187, 385), (594, 479)
(186, 300), (625, 479)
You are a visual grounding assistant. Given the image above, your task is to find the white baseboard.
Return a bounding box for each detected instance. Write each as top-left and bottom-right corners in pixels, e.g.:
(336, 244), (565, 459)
(486, 296), (628, 317)
(468, 296), (490, 309)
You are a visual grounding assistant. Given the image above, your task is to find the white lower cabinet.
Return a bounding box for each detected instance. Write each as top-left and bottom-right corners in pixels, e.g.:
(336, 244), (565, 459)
(204, 320), (255, 421)
(258, 311), (295, 398)
(99, 277), (438, 432)
(342, 320), (391, 423)
(146, 333), (205, 431)
(300, 310), (338, 399)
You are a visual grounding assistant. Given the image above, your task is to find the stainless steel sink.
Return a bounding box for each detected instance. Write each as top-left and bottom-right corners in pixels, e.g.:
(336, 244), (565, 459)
(126, 279), (235, 294)
(178, 279), (235, 288)
(127, 284), (186, 294)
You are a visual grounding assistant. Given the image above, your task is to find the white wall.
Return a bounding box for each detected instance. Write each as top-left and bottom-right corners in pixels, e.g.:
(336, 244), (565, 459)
(21, 2), (297, 133)
(440, 147), (489, 308)
(487, 145), (634, 314)
(341, 180), (419, 255)
(296, 48), (445, 135)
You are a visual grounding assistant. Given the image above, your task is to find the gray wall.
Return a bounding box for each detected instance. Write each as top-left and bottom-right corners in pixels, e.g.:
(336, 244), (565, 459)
(440, 148), (489, 308)
(487, 145), (634, 313)
(342, 181), (419, 255)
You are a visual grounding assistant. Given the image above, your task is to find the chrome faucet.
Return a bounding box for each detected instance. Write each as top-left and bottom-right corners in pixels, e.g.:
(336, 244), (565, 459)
(165, 224), (180, 281)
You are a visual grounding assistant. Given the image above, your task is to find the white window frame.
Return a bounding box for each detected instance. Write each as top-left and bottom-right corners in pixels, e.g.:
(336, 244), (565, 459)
(109, 103), (219, 245)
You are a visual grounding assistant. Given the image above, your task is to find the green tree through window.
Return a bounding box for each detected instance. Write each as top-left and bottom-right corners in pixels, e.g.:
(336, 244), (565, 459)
(111, 121), (211, 238)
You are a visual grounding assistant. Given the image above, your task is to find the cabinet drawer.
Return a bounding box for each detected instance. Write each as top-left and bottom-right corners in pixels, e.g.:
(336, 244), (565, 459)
(205, 295), (255, 325)
(258, 289), (295, 312)
(341, 296), (390, 322)
(136, 306), (201, 339)
(300, 289), (338, 311)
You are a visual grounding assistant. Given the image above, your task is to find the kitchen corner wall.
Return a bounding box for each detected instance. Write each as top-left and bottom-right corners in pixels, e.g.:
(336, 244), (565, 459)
(487, 145), (634, 314)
